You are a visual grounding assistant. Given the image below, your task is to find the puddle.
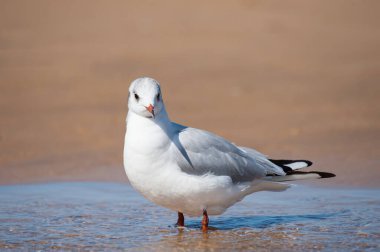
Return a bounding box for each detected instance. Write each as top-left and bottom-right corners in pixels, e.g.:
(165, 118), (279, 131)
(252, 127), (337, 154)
(0, 183), (379, 251)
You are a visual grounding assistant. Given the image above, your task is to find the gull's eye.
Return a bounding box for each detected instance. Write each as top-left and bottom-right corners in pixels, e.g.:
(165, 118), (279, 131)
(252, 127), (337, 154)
(134, 93), (139, 101)
(156, 93), (160, 101)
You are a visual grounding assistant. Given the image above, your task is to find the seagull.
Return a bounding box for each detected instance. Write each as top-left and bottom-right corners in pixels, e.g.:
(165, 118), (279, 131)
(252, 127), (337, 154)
(123, 77), (335, 231)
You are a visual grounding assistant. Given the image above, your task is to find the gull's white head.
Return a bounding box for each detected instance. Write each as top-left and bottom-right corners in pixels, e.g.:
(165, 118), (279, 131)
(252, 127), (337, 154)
(128, 77), (163, 119)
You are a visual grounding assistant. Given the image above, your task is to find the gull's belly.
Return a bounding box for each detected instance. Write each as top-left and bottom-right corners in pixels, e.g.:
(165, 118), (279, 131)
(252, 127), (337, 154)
(124, 153), (244, 216)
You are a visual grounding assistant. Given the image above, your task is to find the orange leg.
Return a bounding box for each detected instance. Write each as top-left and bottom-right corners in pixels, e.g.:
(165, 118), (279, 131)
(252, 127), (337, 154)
(201, 209), (209, 232)
(176, 212), (185, 227)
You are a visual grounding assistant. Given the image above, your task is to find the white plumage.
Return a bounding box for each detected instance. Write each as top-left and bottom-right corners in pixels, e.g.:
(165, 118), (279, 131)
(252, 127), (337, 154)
(123, 77), (333, 226)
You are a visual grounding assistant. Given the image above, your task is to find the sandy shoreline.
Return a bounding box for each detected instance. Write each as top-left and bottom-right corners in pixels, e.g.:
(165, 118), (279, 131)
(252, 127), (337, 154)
(0, 1), (379, 187)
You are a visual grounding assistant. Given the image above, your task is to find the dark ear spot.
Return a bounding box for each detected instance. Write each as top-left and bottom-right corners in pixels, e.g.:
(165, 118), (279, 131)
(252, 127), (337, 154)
(134, 93), (140, 101)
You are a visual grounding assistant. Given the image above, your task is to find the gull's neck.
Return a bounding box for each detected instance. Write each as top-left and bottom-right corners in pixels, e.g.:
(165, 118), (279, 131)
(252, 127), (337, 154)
(125, 106), (176, 149)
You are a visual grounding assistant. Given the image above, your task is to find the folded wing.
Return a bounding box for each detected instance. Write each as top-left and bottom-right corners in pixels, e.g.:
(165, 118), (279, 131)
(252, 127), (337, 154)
(172, 124), (285, 183)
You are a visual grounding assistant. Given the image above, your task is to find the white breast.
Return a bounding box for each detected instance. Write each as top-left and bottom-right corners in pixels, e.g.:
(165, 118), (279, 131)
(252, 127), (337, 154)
(123, 112), (258, 217)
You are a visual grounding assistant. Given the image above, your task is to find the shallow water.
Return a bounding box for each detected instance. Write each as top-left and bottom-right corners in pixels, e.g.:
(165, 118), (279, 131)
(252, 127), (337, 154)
(0, 183), (379, 251)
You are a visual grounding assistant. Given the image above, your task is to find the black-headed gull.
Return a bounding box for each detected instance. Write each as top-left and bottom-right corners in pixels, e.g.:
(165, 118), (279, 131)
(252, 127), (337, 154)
(123, 77), (335, 231)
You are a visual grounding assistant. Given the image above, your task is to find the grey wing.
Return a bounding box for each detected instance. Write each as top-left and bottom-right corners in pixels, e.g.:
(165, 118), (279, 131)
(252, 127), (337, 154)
(172, 124), (285, 183)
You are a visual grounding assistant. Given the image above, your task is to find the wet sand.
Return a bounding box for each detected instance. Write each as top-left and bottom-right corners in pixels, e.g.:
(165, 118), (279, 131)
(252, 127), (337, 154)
(0, 183), (379, 251)
(0, 1), (379, 187)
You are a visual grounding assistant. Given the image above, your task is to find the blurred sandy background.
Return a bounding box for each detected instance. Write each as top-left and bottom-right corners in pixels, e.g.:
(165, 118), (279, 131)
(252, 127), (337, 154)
(0, 0), (379, 186)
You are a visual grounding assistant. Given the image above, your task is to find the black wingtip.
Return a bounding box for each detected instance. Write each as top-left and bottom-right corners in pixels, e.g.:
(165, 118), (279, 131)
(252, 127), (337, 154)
(269, 159), (313, 174)
(310, 171), (336, 179)
(304, 160), (313, 167)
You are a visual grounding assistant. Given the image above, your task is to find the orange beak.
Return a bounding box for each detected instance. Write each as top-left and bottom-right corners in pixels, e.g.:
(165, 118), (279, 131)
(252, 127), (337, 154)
(145, 104), (155, 117)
